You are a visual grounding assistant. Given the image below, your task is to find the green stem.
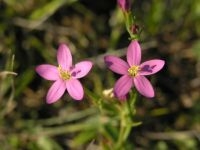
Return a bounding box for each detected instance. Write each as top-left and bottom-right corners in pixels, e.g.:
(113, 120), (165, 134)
(121, 124), (132, 144)
(115, 121), (126, 149)
(130, 91), (137, 113)
(124, 11), (139, 40)
(115, 92), (137, 149)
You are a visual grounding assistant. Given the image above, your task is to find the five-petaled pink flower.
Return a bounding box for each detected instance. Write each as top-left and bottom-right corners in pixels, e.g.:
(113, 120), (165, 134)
(104, 40), (165, 99)
(36, 44), (93, 104)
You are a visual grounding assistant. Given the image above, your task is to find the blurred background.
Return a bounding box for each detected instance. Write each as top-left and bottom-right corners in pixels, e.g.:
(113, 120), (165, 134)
(0, 0), (200, 149)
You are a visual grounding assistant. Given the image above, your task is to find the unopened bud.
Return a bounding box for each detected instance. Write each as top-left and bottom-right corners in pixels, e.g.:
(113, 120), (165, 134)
(117, 0), (131, 12)
(130, 24), (139, 35)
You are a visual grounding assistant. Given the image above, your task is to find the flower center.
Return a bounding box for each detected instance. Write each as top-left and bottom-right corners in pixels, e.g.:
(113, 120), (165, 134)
(128, 65), (140, 77)
(58, 65), (71, 80)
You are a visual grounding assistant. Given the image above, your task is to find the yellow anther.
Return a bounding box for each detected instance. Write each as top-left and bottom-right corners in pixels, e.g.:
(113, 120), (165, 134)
(58, 65), (71, 80)
(128, 65), (140, 77)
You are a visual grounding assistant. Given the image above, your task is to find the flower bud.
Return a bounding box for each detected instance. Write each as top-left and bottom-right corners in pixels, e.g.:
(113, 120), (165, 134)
(117, 0), (131, 12)
(130, 24), (139, 35)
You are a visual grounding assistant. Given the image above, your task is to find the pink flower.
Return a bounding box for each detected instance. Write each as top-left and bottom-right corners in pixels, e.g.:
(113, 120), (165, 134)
(104, 40), (165, 99)
(36, 44), (93, 104)
(117, 0), (131, 12)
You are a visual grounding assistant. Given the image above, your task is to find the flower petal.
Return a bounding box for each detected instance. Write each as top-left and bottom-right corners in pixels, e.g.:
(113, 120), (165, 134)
(139, 59), (165, 76)
(71, 61), (93, 78)
(57, 44), (72, 70)
(134, 76), (154, 98)
(46, 79), (66, 104)
(127, 40), (141, 66)
(104, 55), (129, 75)
(36, 64), (59, 80)
(66, 79), (84, 100)
(114, 75), (133, 99)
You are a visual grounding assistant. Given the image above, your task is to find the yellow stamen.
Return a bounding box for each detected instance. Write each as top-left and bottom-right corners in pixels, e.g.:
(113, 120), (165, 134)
(58, 65), (71, 80)
(128, 65), (140, 77)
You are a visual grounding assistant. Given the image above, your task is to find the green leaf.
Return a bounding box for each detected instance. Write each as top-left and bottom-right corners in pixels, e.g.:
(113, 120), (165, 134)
(70, 130), (97, 147)
(40, 116), (100, 136)
(38, 107), (98, 126)
(37, 136), (62, 150)
(29, 0), (77, 22)
(102, 123), (119, 142)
